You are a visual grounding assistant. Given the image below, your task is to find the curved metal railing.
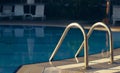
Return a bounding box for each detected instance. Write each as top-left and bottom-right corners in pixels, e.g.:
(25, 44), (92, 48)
(49, 23), (89, 68)
(75, 22), (113, 64)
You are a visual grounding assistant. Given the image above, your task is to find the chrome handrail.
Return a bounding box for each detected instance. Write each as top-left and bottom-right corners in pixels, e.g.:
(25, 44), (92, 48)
(49, 23), (89, 69)
(75, 22), (113, 64)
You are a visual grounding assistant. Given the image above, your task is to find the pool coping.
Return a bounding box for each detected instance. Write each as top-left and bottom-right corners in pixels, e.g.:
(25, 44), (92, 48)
(0, 20), (120, 32)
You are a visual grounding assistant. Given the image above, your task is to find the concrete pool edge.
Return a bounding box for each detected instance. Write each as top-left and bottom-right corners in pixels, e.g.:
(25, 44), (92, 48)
(0, 20), (120, 32)
(17, 48), (120, 73)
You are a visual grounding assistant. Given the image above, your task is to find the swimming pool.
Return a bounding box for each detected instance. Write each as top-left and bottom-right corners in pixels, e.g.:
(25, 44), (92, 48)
(0, 25), (119, 73)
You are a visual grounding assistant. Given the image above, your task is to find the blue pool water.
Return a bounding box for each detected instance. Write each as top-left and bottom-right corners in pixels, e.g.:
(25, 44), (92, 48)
(0, 25), (119, 73)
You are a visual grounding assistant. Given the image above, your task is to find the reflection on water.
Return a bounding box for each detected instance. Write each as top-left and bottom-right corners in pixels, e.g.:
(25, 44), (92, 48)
(101, 49), (109, 58)
(14, 28), (24, 37)
(101, 32), (109, 58)
(35, 27), (44, 37)
(27, 38), (34, 62)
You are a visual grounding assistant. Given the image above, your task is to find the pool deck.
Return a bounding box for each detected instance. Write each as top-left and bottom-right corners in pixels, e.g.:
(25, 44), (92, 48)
(17, 48), (120, 73)
(0, 20), (120, 73)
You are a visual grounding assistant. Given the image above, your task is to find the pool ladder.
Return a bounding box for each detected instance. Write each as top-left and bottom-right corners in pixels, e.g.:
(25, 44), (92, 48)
(49, 22), (113, 69)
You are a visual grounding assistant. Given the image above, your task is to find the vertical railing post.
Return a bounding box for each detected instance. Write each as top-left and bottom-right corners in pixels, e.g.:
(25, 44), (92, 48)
(84, 34), (88, 69)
